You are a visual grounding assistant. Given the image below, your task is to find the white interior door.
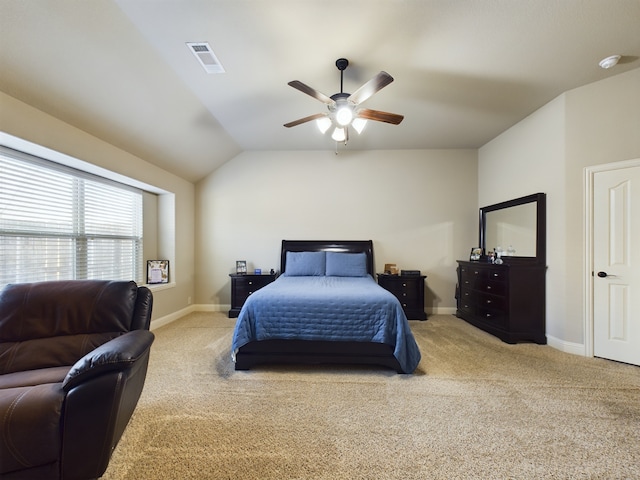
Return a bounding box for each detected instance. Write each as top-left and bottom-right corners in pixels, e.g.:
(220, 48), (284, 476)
(593, 164), (640, 366)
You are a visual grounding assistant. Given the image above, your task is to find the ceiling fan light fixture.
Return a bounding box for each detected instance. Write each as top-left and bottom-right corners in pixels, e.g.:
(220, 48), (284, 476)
(335, 105), (353, 126)
(284, 58), (402, 147)
(331, 127), (346, 142)
(316, 117), (332, 134)
(352, 117), (367, 134)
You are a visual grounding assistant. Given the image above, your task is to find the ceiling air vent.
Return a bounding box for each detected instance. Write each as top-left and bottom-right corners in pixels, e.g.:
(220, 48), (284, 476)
(186, 42), (225, 74)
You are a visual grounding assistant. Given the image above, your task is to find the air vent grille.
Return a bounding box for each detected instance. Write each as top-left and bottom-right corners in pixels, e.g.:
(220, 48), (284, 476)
(186, 42), (225, 74)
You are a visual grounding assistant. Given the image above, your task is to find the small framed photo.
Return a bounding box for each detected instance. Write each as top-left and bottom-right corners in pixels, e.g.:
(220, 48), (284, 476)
(236, 260), (247, 274)
(147, 260), (169, 284)
(384, 263), (398, 275)
(469, 248), (482, 261)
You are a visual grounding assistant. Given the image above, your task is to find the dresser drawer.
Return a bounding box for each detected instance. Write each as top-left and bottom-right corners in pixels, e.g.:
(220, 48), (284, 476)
(487, 268), (507, 282)
(459, 266), (487, 288)
(477, 305), (507, 326)
(477, 293), (507, 312)
(476, 279), (507, 296)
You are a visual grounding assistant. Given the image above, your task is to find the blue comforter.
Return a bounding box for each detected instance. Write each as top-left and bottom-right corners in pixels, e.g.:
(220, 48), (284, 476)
(231, 275), (421, 373)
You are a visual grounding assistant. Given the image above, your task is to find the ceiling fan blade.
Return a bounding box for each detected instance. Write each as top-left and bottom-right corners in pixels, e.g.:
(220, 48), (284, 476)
(288, 81), (336, 106)
(347, 71), (394, 105)
(357, 108), (404, 125)
(284, 113), (328, 128)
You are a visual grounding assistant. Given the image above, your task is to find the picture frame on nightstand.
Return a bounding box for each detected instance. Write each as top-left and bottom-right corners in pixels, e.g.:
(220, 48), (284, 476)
(236, 260), (247, 274)
(383, 263), (398, 275)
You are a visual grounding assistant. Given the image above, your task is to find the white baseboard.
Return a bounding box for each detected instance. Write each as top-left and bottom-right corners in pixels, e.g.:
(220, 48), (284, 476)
(427, 307), (457, 315)
(150, 305), (195, 330)
(149, 304), (230, 330)
(194, 303), (228, 312)
(546, 335), (586, 356)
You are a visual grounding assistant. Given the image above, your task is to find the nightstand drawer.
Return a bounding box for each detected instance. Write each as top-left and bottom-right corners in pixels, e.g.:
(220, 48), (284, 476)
(229, 273), (277, 317)
(235, 277), (273, 296)
(377, 274), (427, 320)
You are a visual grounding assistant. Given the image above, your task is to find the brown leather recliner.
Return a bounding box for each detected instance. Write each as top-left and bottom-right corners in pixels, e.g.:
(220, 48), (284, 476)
(0, 280), (155, 479)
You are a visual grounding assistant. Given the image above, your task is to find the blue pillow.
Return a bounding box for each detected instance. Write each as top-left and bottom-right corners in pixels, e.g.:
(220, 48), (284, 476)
(284, 251), (326, 276)
(325, 252), (368, 277)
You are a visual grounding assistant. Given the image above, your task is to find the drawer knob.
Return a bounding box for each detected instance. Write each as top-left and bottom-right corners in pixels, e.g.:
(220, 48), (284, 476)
(402, 283), (407, 287)
(485, 313), (492, 318)
(486, 299), (491, 304)
(248, 281), (253, 285)
(486, 286), (492, 290)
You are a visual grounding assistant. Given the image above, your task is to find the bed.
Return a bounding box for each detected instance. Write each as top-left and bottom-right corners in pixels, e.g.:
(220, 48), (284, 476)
(231, 240), (421, 373)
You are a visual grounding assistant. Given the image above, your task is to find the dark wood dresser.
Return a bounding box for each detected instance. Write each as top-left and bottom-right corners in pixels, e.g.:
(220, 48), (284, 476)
(377, 274), (427, 320)
(228, 273), (277, 318)
(456, 261), (546, 344)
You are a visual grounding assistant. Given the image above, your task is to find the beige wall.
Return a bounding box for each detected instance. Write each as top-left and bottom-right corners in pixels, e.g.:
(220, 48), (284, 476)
(0, 91), (196, 322)
(195, 149), (478, 313)
(6, 67), (636, 346)
(479, 67), (640, 349)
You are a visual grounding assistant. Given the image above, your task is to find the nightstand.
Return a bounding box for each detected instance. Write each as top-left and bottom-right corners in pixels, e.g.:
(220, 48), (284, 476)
(228, 273), (277, 318)
(377, 274), (427, 320)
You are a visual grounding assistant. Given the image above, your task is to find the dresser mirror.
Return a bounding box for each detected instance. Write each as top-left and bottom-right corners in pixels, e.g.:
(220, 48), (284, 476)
(479, 192), (546, 265)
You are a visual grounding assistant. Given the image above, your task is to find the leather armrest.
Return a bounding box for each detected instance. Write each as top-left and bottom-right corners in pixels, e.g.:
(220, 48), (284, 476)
(62, 330), (155, 392)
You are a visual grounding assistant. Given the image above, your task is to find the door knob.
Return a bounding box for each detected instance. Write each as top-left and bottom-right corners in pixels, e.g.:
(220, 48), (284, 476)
(597, 271), (608, 278)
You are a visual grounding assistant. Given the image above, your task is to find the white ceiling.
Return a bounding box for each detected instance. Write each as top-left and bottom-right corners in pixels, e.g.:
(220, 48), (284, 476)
(1, 1), (639, 182)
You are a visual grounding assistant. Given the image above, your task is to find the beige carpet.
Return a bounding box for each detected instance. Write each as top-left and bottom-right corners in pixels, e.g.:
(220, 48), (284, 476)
(102, 313), (640, 480)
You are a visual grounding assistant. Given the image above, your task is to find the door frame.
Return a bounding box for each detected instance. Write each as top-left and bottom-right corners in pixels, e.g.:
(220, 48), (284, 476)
(584, 157), (640, 357)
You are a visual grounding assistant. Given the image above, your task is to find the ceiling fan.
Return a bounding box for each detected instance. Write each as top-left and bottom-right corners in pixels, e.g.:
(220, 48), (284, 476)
(284, 58), (404, 143)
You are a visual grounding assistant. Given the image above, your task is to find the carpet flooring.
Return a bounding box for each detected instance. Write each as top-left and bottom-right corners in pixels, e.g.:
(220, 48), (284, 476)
(102, 312), (640, 480)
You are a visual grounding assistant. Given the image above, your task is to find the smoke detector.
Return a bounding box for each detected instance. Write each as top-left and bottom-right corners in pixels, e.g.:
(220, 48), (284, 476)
(598, 55), (621, 69)
(187, 42), (225, 74)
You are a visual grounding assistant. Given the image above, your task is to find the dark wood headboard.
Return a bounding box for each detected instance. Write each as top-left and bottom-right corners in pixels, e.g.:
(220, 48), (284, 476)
(280, 240), (375, 276)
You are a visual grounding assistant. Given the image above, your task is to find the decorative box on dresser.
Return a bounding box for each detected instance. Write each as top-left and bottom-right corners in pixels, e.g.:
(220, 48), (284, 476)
(456, 261), (546, 344)
(377, 274), (427, 320)
(228, 273), (277, 318)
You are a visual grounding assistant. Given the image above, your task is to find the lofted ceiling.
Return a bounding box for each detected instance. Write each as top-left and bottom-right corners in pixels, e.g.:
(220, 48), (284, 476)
(1, 0), (639, 182)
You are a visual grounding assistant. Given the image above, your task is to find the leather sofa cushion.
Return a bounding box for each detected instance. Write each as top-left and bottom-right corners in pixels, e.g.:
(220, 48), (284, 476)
(0, 383), (64, 475)
(0, 366), (70, 389)
(0, 280), (139, 341)
(63, 330), (154, 391)
(0, 332), (120, 375)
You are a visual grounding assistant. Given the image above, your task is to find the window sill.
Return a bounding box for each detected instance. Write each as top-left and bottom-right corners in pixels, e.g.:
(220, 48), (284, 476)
(145, 282), (176, 292)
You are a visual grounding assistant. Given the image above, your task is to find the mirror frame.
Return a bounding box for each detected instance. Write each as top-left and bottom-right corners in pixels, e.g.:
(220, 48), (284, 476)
(479, 192), (546, 265)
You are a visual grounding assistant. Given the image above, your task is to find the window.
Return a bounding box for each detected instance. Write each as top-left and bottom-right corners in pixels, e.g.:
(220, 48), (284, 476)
(0, 147), (143, 288)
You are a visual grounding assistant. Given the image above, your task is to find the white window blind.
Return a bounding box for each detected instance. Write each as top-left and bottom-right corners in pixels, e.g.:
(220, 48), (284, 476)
(0, 147), (143, 288)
